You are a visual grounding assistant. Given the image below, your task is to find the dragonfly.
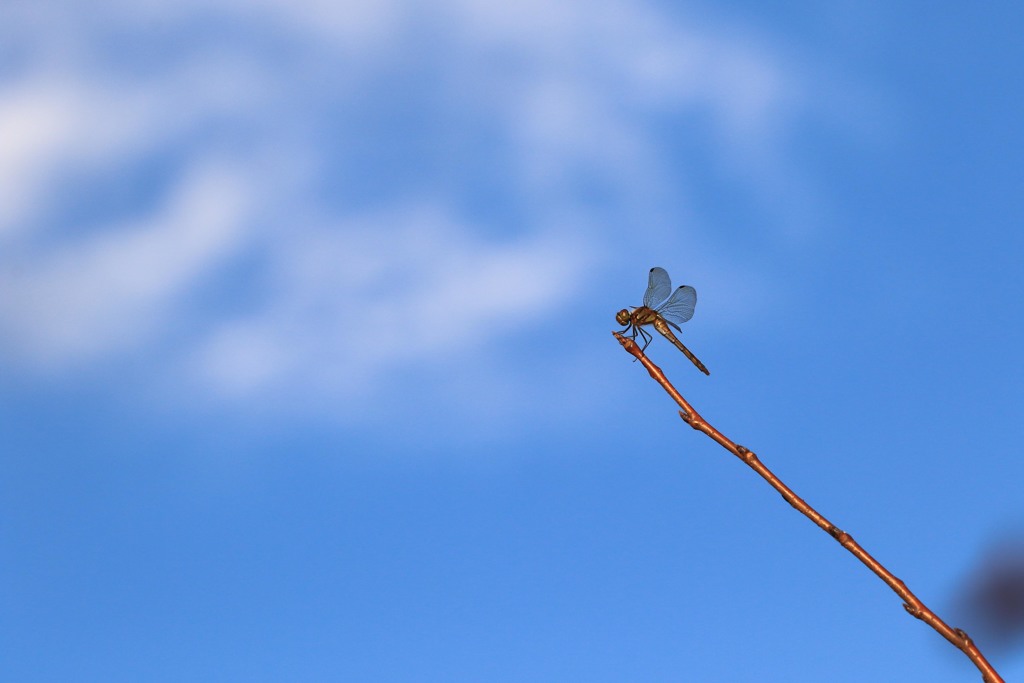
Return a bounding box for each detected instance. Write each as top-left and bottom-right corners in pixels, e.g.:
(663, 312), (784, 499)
(616, 267), (710, 375)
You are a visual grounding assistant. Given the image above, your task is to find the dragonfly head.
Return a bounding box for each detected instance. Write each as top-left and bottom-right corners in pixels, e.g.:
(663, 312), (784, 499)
(615, 309), (631, 326)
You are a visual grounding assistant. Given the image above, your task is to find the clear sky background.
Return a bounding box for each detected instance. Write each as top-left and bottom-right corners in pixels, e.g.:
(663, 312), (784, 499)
(3, 1), (1024, 681)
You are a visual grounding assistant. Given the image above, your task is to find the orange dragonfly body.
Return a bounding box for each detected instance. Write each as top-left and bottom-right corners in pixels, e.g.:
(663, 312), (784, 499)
(616, 267), (709, 375)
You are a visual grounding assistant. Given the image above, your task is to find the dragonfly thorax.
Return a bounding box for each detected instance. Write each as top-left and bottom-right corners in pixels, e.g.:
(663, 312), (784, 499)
(630, 306), (659, 326)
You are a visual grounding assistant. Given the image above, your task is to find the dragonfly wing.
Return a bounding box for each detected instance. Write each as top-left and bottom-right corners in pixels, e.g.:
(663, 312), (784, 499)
(643, 267), (672, 308)
(657, 285), (696, 325)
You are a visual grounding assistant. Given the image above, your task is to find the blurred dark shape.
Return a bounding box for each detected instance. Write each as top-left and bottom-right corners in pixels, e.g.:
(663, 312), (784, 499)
(956, 535), (1024, 657)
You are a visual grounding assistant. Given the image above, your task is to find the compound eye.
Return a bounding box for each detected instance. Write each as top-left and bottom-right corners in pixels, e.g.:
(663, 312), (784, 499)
(615, 309), (630, 326)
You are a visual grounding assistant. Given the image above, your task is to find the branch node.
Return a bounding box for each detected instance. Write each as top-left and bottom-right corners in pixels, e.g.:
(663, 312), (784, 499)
(735, 445), (757, 464)
(954, 628), (973, 646)
(903, 603), (923, 619)
(677, 410), (705, 431)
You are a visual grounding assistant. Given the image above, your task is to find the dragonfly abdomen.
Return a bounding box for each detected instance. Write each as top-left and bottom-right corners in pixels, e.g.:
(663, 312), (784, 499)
(653, 317), (711, 375)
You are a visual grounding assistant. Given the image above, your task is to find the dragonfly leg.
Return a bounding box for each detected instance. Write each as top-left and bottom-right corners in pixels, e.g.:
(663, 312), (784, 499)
(619, 323), (640, 341)
(618, 324), (643, 361)
(638, 327), (652, 352)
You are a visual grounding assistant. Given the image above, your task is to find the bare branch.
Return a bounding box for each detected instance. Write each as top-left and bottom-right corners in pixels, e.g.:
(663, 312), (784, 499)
(613, 331), (1003, 683)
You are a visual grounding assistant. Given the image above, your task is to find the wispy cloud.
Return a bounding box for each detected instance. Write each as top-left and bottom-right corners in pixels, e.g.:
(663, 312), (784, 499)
(192, 206), (592, 400)
(0, 0), (830, 416)
(0, 160), (250, 367)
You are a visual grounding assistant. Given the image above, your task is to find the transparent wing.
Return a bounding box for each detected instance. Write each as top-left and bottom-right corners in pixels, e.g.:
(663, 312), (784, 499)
(643, 267), (672, 308)
(656, 285), (696, 325)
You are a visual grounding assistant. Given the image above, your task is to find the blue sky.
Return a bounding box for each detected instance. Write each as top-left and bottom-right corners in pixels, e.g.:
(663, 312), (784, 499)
(2, 1), (1024, 681)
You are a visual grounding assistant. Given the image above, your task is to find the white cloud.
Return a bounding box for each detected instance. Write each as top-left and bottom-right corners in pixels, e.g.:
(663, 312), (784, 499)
(0, 0), (826, 413)
(0, 161), (250, 366)
(0, 77), (150, 234)
(0, 56), (274, 237)
(194, 206), (592, 400)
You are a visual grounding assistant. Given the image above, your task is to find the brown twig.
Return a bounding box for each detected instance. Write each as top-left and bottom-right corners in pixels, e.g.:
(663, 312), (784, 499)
(613, 331), (1004, 683)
